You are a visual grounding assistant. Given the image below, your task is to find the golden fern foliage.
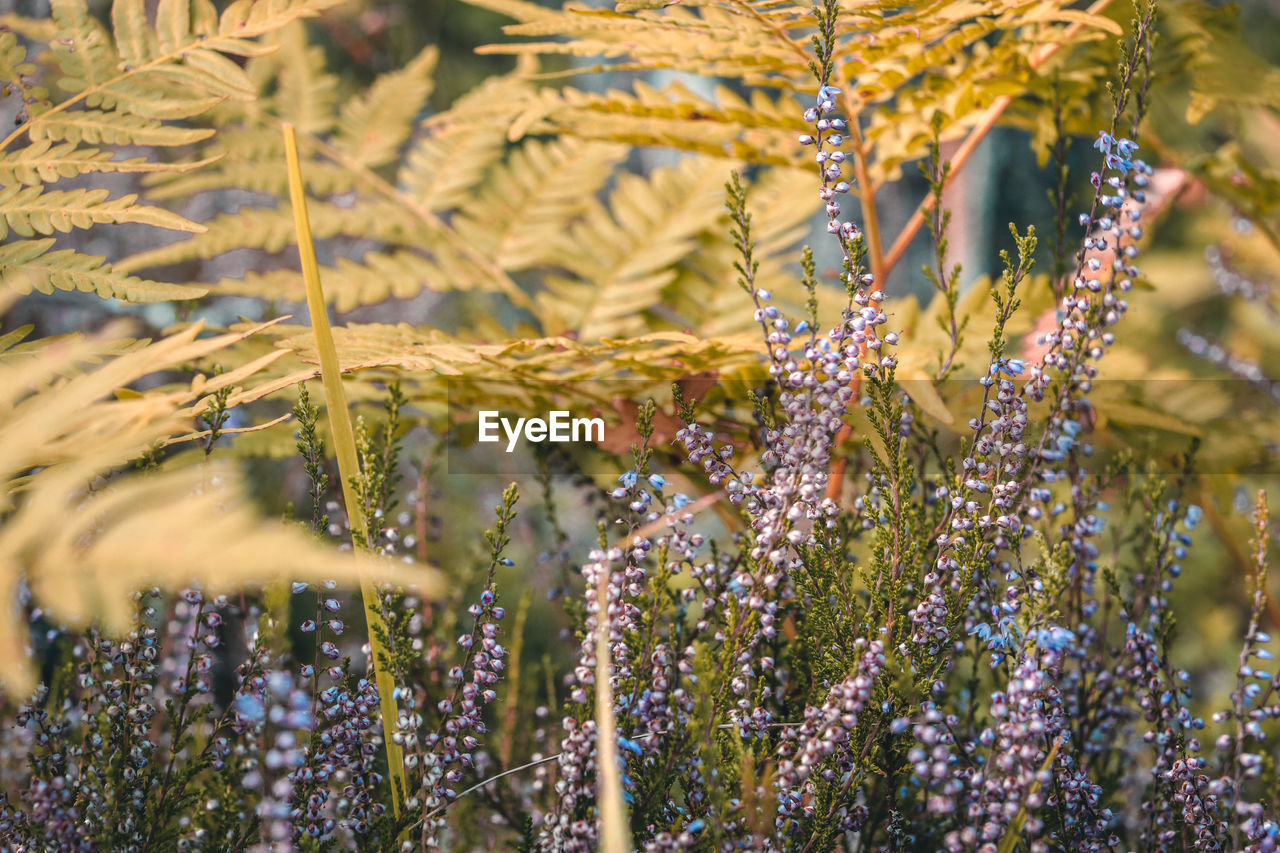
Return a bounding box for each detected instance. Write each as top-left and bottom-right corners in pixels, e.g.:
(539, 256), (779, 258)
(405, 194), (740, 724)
(102, 13), (810, 371)
(470, 0), (1121, 182)
(0, 0), (353, 300)
(0, 0), (450, 690)
(0, 310), (430, 692)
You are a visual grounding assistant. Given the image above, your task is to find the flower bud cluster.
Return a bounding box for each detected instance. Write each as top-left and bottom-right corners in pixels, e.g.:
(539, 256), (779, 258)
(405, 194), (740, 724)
(409, 577), (507, 844)
(774, 640), (883, 837)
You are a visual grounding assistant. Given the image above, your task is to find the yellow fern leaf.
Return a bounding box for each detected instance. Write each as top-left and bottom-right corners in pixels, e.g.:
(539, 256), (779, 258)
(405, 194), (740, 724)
(0, 315), (434, 692)
(0, 186), (204, 238)
(49, 0), (117, 95)
(462, 0), (559, 24)
(143, 128), (359, 199)
(94, 74), (226, 118)
(6, 0), (338, 153)
(0, 13), (57, 41)
(0, 140), (220, 185)
(155, 0), (192, 54)
(0, 324), (33, 355)
(111, 0), (156, 68)
(260, 22), (338, 135)
(398, 74), (536, 212)
(217, 0), (345, 39)
(335, 44), (438, 168)
(114, 199), (418, 274)
(662, 165), (817, 335)
(0, 239), (207, 302)
(29, 110), (215, 146)
(536, 157), (734, 340)
(453, 137), (628, 270)
(208, 248), (487, 312)
(0, 459), (435, 694)
(0, 30), (42, 105)
(508, 80), (801, 164)
(181, 47), (258, 99)
(263, 321), (766, 387)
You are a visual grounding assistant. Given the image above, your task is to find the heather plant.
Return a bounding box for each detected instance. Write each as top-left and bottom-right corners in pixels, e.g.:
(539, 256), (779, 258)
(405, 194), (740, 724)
(2, 0), (1280, 851)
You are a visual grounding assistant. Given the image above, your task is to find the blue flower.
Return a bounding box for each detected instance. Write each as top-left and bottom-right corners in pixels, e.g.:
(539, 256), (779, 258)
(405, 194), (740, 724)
(671, 493), (692, 510)
(234, 694), (265, 723)
(1104, 152), (1132, 173)
(619, 470), (638, 490)
(1034, 626), (1076, 651)
(648, 474), (666, 490)
(996, 358), (1025, 377)
(1093, 131), (1114, 153)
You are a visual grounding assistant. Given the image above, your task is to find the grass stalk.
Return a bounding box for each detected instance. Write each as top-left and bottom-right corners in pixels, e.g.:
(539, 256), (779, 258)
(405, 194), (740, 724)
(281, 123), (407, 819)
(595, 565), (632, 853)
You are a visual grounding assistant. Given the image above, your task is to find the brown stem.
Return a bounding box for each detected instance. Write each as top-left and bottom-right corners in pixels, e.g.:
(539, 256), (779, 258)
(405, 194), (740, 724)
(880, 0), (1117, 281)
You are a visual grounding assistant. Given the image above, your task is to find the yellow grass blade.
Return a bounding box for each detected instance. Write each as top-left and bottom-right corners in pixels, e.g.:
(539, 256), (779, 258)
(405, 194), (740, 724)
(282, 123), (407, 817)
(595, 565), (633, 853)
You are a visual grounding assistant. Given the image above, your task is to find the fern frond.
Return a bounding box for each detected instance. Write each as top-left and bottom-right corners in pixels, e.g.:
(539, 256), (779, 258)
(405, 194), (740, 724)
(0, 140), (219, 186)
(535, 156), (733, 341)
(2, 0), (342, 153)
(0, 30), (46, 110)
(29, 109), (215, 146)
(663, 164), (817, 335)
(508, 80), (801, 164)
(261, 22), (340, 135)
(0, 14), (57, 41)
(0, 239), (206, 302)
(453, 137), (628, 270)
(155, 0), (194, 54)
(461, 0), (559, 25)
(111, 0), (157, 68)
(0, 315), (430, 692)
(477, 5), (806, 80)
(49, 0), (118, 96)
(474, 0), (1125, 181)
(0, 454), (434, 694)
(142, 128), (359, 199)
(217, 0), (344, 39)
(0, 324), (33, 355)
(209, 248), (499, 312)
(114, 199), (417, 274)
(0, 186), (204, 239)
(265, 321), (766, 385)
(398, 74), (536, 212)
(335, 44), (438, 168)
